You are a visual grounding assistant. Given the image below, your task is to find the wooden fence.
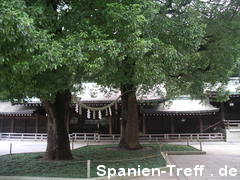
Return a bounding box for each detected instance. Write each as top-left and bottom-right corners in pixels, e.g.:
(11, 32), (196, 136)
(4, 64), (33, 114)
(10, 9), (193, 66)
(0, 132), (225, 142)
(224, 120), (240, 129)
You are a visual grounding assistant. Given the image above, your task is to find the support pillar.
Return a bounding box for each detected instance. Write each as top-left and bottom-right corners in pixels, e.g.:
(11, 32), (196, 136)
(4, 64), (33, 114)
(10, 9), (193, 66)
(35, 113), (39, 133)
(170, 118), (175, 134)
(0, 118), (2, 132)
(220, 102), (226, 128)
(108, 117), (112, 134)
(120, 118), (123, 136)
(199, 118), (203, 133)
(24, 118), (26, 133)
(11, 117), (14, 133)
(66, 115), (70, 133)
(142, 114), (146, 134)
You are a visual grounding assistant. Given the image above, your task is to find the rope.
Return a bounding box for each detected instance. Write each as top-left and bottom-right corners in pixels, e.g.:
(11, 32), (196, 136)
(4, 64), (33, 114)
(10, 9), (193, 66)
(76, 89), (136, 111)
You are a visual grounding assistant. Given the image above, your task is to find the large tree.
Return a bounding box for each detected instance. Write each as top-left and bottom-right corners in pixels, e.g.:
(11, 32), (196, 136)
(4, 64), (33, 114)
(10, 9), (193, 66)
(0, 0), (102, 160)
(0, 0), (239, 155)
(65, 0), (240, 149)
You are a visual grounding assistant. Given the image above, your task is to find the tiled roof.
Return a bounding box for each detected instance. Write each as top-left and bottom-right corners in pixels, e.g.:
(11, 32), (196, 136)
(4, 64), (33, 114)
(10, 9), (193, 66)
(76, 83), (165, 102)
(0, 102), (36, 116)
(143, 98), (219, 114)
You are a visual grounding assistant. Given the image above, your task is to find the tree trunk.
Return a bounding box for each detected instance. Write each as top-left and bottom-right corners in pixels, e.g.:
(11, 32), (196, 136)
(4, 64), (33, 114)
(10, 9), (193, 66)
(119, 86), (142, 150)
(42, 90), (73, 160)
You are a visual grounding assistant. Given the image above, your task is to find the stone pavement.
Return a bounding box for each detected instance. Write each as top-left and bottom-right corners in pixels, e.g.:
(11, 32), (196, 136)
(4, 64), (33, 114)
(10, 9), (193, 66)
(0, 140), (46, 155)
(131, 142), (240, 180)
(169, 142), (240, 180)
(0, 140), (92, 155)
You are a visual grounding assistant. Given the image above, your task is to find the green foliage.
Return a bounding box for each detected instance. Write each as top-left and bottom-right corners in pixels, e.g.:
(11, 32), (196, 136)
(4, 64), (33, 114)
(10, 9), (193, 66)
(0, 0), (239, 102)
(64, 0), (239, 98)
(0, 0), (101, 101)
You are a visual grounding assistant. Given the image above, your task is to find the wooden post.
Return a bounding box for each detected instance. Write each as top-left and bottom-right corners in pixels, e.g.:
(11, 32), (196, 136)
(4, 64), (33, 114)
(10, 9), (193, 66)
(71, 136), (74, 150)
(199, 118), (203, 133)
(120, 118), (123, 136)
(66, 114), (70, 133)
(24, 118), (26, 133)
(142, 115), (146, 134)
(220, 102), (225, 121)
(108, 117), (112, 134)
(10, 118), (14, 133)
(220, 102), (227, 128)
(0, 118), (2, 132)
(170, 118), (175, 134)
(112, 106), (116, 133)
(35, 113), (39, 133)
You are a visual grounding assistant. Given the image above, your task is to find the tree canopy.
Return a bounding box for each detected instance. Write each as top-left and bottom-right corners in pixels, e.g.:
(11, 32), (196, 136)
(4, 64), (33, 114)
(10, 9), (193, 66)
(1, 0), (239, 105)
(61, 0), (240, 98)
(0, 0), (101, 101)
(62, 0), (240, 148)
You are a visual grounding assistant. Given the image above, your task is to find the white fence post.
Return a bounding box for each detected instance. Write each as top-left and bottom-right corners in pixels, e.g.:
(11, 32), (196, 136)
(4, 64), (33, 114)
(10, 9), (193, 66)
(9, 143), (12, 155)
(71, 135), (74, 150)
(87, 160), (91, 178)
(149, 134), (152, 142)
(0, 132), (225, 142)
(164, 134), (167, 140)
(199, 141), (202, 151)
(98, 134), (100, 142)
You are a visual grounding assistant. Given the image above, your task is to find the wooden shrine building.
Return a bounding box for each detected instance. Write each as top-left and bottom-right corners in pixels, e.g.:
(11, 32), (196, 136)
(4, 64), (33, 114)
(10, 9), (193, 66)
(0, 79), (240, 135)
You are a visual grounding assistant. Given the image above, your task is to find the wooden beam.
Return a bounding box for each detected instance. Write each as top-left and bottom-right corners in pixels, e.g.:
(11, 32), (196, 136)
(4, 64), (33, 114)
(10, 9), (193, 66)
(142, 115), (146, 134)
(170, 118), (175, 134)
(11, 117), (14, 133)
(65, 113), (70, 133)
(220, 102), (227, 128)
(199, 118), (203, 133)
(35, 113), (39, 133)
(120, 118), (123, 136)
(108, 117), (112, 134)
(220, 102), (225, 121)
(0, 118), (2, 132)
(24, 118), (26, 133)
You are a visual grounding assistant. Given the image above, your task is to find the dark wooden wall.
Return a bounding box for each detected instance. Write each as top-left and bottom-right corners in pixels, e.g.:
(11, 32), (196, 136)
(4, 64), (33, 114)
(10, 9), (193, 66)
(0, 102), (226, 134)
(0, 115), (47, 133)
(211, 96), (240, 120)
(145, 113), (221, 134)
